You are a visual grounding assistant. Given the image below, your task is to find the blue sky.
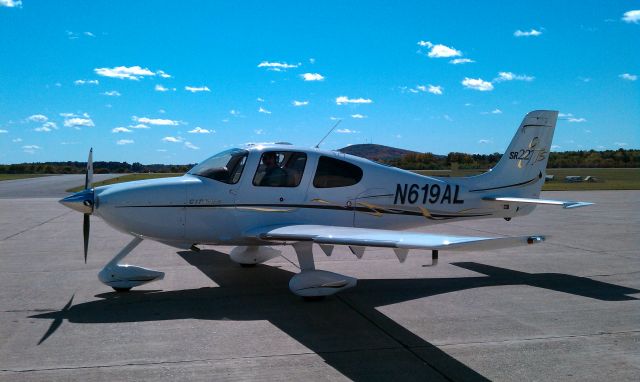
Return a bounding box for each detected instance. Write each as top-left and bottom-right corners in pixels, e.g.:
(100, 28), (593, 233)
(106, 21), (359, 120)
(0, 1), (638, 164)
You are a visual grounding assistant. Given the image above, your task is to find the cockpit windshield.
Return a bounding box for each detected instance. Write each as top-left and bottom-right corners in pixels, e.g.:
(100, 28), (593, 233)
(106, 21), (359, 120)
(188, 148), (248, 184)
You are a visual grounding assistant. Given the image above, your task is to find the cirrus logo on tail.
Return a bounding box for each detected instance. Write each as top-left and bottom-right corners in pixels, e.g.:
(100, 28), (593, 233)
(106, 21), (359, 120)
(509, 137), (547, 168)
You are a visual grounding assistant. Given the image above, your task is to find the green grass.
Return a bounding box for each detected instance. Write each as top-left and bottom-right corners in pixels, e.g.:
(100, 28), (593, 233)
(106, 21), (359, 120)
(413, 168), (640, 191)
(0, 174), (53, 181)
(66, 173), (183, 193)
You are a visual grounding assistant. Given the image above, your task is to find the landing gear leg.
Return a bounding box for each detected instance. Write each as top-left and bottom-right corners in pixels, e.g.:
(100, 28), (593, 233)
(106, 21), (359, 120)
(98, 237), (165, 291)
(289, 242), (357, 299)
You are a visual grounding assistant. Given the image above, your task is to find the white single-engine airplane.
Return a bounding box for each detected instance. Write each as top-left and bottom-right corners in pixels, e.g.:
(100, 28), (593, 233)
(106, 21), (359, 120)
(61, 110), (591, 298)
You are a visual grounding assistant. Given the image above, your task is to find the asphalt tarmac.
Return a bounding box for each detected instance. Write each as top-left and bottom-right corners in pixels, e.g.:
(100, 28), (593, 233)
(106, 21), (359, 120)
(0, 178), (638, 381)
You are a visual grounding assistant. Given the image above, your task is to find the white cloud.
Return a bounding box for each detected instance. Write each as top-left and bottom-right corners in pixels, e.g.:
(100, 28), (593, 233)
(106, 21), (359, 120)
(61, 113), (94, 129)
(0, 1), (22, 8)
(514, 29), (542, 37)
(258, 106), (271, 114)
(156, 70), (171, 78)
(619, 73), (637, 81)
(184, 141), (199, 150)
(162, 136), (183, 143)
(74, 79), (99, 85)
(229, 109), (240, 116)
(443, 114), (453, 121)
(64, 118), (94, 128)
(462, 77), (494, 91)
(84, 31), (94, 37)
(23, 144), (41, 153)
(27, 114), (48, 123)
(450, 58), (474, 64)
(257, 61), (300, 71)
(130, 124), (149, 129)
(34, 122), (57, 132)
(292, 100), (309, 106)
(417, 41), (462, 58)
(155, 84), (176, 92)
(568, 117), (587, 123)
(495, 72), (534, 82)
(336, 128), (358, 134)
(614, 142), (628, 147)
(112, 127), (132, 133)
(427, 85), (443, 95)
(132, 116), (179, 126)
(188, 127), (212, 134)
(0, 129), (8, 133)
(301, 73), (325, 81)
(336, 96), (373, 105)
(116, 139), (134, 145)
(185, 86), (211, 93)
(622, 10), (640, 23)
(94, 66), (158, 80)
(102, 90), (121, 96)
(254, 129), (265, 135)
(478, 139), (492, 144)
(492, 109), (502, 114)
(558, 113), (573, 118)
(13, 137), (22, 142)
(351, 114), (366, 119)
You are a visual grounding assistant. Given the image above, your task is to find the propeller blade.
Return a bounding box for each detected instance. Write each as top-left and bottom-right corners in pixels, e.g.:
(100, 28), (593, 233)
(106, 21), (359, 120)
(83, 213), (90, 263)
(84, 148), (93, 190)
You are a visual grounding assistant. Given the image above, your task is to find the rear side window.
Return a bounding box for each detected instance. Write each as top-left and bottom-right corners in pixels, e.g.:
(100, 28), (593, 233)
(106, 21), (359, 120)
(313, 156), (363, 188)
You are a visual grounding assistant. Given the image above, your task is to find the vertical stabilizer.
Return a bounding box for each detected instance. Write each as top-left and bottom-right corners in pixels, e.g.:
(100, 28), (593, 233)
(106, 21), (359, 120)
(469, 110), (558, 198)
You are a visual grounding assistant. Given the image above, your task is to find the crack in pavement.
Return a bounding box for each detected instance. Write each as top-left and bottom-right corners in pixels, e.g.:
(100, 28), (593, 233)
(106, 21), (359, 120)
(0, 345), (403, 374)
(431, 329), (640, 348)
(1, 211), (72, 241)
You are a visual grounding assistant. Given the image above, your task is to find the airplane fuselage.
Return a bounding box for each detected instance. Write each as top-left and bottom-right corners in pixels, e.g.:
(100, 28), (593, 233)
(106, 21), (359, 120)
(93, 145), (538, 248)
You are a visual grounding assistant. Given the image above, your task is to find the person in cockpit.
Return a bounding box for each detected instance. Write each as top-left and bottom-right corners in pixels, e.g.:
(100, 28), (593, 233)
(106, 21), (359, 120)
(259, 152), (288, 186)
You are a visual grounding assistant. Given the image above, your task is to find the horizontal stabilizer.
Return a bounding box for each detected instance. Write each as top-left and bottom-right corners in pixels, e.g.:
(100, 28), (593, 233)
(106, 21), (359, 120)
(483, 196), (593, 209)
(248, 225), (546, 252)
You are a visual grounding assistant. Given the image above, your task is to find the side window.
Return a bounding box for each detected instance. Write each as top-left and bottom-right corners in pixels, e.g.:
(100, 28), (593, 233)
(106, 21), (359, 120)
(253, 151), (307, 187)
(313, 156), (363, 188)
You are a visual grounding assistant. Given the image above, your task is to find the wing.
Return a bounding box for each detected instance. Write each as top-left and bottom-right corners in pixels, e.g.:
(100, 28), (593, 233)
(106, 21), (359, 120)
(247, 225), (545, 262)
(482, 196), (593, 209)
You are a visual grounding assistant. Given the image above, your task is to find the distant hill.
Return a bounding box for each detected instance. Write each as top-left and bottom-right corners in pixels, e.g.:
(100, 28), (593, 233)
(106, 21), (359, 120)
(338, 144), (422, 161)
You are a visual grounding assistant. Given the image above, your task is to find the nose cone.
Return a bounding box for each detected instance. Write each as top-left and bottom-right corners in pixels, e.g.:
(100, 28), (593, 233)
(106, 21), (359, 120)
(59, 189), (94, 214)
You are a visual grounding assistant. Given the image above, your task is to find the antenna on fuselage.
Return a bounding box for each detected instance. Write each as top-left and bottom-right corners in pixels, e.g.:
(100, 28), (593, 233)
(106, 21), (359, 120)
(314, 119), (342, 149)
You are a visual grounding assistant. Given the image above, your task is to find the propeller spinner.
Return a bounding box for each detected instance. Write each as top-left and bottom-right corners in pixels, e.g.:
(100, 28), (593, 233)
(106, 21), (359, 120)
(59, 148), (94, 263)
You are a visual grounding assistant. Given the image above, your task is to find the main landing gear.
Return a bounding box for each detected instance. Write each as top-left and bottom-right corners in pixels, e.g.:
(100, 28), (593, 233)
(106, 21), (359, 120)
(288, 241), (357, 299)
(98, 237), (164, 292)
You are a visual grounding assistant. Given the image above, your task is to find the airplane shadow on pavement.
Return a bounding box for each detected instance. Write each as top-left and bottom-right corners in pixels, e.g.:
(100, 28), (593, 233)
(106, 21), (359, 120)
(31, 249), (639, 382)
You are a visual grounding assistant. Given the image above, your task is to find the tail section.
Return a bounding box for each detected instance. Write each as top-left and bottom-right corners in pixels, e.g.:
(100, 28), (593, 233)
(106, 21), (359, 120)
(466, 110), (558, 198)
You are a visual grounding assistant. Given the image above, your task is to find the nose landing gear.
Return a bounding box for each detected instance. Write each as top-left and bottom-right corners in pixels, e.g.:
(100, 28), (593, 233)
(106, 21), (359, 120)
(98, 237), (164, 292)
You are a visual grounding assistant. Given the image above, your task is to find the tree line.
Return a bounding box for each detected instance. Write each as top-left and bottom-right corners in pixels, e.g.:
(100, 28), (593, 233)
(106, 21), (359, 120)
(0, 161), (193, 174)
(383, 148), (639, 170)
(0, 149), (637, 174)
